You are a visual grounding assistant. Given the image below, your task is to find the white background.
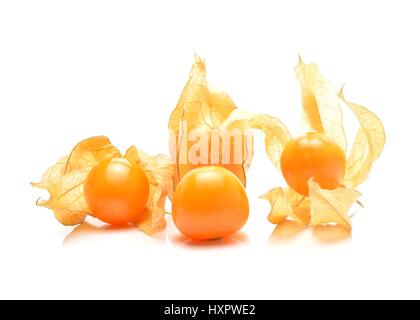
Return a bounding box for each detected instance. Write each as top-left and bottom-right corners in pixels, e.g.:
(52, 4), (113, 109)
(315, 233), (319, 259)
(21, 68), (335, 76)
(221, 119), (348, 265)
(0, 0), (419, 299)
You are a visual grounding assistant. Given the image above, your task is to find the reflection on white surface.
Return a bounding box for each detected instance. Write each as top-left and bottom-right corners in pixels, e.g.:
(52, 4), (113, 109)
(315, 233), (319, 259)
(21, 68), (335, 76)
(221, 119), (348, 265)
(62, 217), (350, 248)
(269, 220), (305, 243)
(62, 216), (249, 249)
(169, 232), (249, 248)
(269, 220), (351, 245)
(312, 225), (352, 244)
(62, 219), (166, 247)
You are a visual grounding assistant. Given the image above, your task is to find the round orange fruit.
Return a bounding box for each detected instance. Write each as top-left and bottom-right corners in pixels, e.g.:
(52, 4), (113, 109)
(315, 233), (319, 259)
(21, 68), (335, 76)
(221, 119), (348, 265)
(172, 166), (249, 240)
(84, 158), (150, 225)
(281, 132), (346, 196)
